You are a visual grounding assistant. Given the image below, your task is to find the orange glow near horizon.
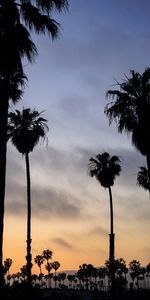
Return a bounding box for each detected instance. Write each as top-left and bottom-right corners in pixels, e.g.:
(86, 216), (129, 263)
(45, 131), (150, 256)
(4, 203), (150, 275)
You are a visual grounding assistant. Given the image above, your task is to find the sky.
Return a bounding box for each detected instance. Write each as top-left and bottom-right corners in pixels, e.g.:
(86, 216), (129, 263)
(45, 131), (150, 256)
(3, 0), (150, 274)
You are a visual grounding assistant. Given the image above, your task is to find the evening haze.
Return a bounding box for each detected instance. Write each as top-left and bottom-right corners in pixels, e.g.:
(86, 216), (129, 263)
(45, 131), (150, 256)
(4, 0), (150, 274)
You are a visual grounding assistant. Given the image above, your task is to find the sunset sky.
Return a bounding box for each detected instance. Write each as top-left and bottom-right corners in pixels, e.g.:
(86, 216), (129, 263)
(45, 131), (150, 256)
(4, 0), (150, 274)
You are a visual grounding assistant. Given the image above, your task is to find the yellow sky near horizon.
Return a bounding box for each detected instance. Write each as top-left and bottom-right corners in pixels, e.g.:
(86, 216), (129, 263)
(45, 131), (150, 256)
(4, 188), (150, 275)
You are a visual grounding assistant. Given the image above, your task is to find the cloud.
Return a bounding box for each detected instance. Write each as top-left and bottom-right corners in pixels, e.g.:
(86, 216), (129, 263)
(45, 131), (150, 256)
(5, 143), (148, 227)
(6, 201), (26, 216)
(90, 226), (107, 237)
(58, 94), (89, 120)
(52, 238), (73, 249)
(6, 182), (81, 220)
(32, 187), (81, 219)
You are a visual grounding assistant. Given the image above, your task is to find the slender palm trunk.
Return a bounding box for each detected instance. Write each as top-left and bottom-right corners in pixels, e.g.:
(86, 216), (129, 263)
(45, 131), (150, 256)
(0, 88), (9, 293)
(108, 186), (115, 299)
(25, 152), (32, 287)
(146, 154), (150, 193)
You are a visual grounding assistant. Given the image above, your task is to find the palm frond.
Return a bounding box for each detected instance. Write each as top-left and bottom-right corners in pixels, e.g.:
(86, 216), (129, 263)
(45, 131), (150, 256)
(105, 68), (150, 157)
(137, 166), (149, 191)
(21, 2), (59, 38)
(35, 0), (68, 12)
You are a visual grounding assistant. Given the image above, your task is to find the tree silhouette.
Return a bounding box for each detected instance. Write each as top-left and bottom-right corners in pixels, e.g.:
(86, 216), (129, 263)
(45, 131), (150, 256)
(129, 260), (141, 289)
(0, 0), (68, 289)
(20, 265), (28, 281)
(52, 261), (60, 288)
(34, 255), (44, 274)
(3, 258), (13, 276)
(58, 272), (66, 286)
(8, 108), (48, 287)
(137, 166), (149, 191)
(0, 71), (26, 290)
(97, 267), (107, 291)
(105, 68), (150, 192)
(43, 249), (53, 264)
(89, 152), (121, 299)
(146, 262), (150, 287)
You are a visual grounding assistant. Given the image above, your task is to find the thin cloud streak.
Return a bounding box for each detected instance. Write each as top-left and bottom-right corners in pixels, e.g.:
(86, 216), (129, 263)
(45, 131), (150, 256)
(52, 238), (73, 249)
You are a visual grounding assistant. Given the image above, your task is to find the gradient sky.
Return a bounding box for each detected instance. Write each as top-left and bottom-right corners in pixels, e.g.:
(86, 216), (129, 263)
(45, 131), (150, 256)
(4, 0), (150, 274)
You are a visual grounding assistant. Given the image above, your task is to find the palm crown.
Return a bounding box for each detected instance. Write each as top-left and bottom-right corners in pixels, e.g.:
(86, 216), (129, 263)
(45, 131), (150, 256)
(8, 108), (48, 154)
(105, 68), (150, 156)
(89, 152), (121, 188)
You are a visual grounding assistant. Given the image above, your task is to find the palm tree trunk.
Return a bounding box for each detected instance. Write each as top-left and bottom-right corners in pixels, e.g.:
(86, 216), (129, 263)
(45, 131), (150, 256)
(0, 89), (9, 293)
(146, 154), (150, 192)
(108, 186), (115, 299)
(25, 152), (32, 287)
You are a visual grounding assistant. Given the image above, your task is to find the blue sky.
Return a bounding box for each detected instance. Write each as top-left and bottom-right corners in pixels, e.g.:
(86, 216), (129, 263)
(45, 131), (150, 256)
(4, 0), (150, 272)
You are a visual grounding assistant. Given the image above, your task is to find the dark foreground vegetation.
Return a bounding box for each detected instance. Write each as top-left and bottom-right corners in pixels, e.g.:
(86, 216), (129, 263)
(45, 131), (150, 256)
(1, 257), (150, 300)
(2, 285), (150, 300)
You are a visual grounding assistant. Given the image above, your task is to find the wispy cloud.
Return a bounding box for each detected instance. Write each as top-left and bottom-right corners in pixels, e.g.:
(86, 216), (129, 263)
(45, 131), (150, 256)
(90, 226), (107, 237)
(6, 184), (81, 220)
(52, 238), (73, 249)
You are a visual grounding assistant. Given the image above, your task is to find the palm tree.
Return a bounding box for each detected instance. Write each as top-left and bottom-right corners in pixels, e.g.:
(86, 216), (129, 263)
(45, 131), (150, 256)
(43, 249), (53, 287)
(8, 108), (48, 287)
(129, 260), (141, 289)
(43, 249), (53, 264)
(34, 255), (44, 274)
(60, 272), (66, 286)
(52, 261), (60, 288)
(0, 0), (68, 289)
(45, 262), (53, 287)
(0, 71), (26, 289)
(105, 68), (150, 192)
(137, 166), (149, 191)
(3, 258), (13, 276)
(20, 265), (28, 281)
(88, 152), (121, 299)
(97, 267), (107, 291)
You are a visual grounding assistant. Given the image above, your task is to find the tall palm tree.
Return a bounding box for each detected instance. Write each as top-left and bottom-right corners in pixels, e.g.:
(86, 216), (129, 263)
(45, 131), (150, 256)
(52, 261), (60, 288)
(43, 249), (53, 286)
(105, 68), (150, 192)
(0, 0), (68, 288)
(88, 152), (121, 299)
(0, 71), (26, 291)
(8, 108), (48, 287)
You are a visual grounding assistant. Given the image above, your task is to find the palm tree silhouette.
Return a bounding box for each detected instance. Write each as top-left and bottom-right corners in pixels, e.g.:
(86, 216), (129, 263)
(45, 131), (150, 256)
(43, 249), (53, 264)
(0, 71), (26, 289)
(0, 1), (68, 289)
(8, 108), (48, 287)
(43, 249), (53, 286)
(129, 260), (141, 289)
(52, 261), (60, 288)
(88, 152), (121, 299)
(34, 255), (44, 274)
(105, 68), (150, 192)
(3, 258), (13, 276)
(137, 166), (149, 191)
